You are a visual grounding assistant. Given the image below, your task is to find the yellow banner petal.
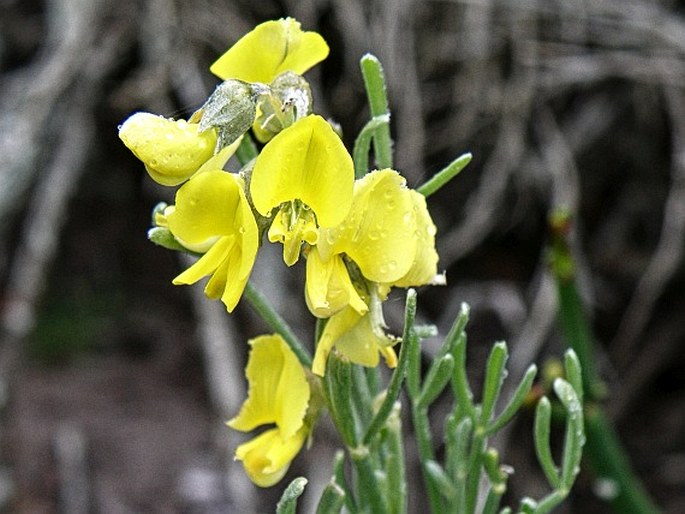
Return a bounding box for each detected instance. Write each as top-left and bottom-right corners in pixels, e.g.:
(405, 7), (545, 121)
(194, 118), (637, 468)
(210, 18), (329, 84)
(251, 115), (354, 227)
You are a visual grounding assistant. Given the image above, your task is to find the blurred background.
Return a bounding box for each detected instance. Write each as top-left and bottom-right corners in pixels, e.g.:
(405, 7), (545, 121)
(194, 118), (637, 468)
(1, 0), (684, 512)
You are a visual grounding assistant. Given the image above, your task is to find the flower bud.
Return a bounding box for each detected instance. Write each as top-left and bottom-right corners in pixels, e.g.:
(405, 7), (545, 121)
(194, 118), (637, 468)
(119, 112), (217, 186)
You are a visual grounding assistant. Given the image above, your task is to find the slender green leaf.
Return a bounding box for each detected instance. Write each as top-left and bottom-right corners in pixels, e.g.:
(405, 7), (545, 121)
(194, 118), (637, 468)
(534, 396), (561, 488)
(360, 54), (393, 169)
(563, 349), (583, 404)
(417, 152), (472, 197)
(451, 331), (476, 419)
(316, 482), (346, 514)
(353, 114), (390, 178)
(425, 460), (457, 499)
(554, 379), (584, 488)
(363, 329), (413, 444)
(276, 477), (308, 514)
(417, 354), (454, 409)
(486, 364), (537, 435)
(480, 342), (509, 426)
(533, 489), (568, 514)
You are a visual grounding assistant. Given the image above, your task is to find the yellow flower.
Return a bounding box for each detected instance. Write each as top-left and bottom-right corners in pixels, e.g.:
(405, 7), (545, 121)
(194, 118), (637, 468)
(210, 18), (329, 84)
(306, 169), (440, 375)
(229, 334), (311, 487)
(165, 160), (258, 312)
(307, 169), (439, 318)
(118, 112), (217, 186)
(305, 248), (368, 318)
(312, 305), (398, 377)
(251, 115), (354, 266)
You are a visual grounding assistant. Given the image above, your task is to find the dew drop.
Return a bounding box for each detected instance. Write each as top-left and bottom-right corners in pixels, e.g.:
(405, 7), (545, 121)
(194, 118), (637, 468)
(593, 478), (619, 500)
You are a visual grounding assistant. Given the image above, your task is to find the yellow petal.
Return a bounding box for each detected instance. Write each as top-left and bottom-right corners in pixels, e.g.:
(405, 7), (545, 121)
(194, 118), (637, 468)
(251, 115), (353, 227)
(234, 426), (308, 487)
(173, 235), (236, 287)
(210, 18), (329, 83)
(391, 190), (440, 287)
(169, 172), (258, 312)
(305, 249), (368, 318)
(318, 169), (417, 283)
(312, 307), (396, 376)
(166, 170), (241, 251)
(119, 112), (216, 186)
(172, 231), (255, 313)
(228, 335), (310, 440)
(334, 310), (394, 367)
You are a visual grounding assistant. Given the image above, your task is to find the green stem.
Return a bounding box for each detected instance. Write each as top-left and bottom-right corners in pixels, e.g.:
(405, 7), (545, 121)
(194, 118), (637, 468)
(243, 282), (312, 368)
(363, 290), (416, 445)
(360, 54), (393, 169)
(333, 450), (357, 514)
(353, 115), (391, 178)
(584, 407), (660, 514)
(549, 210), (661, 514)
(382, 407), (407, 514)
(464, 428), (486, 514)
(417, 153), (472, 198)
(554, 279), (604, 401)
(445, 414), (472, 512)
(412, 404), (444, 513)
(352, 451), (389, 514)
(363, 324), (413, 444)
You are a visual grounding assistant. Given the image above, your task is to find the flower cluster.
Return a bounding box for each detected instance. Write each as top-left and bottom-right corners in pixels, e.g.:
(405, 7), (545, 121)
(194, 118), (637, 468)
(119, 18), (441, 487)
